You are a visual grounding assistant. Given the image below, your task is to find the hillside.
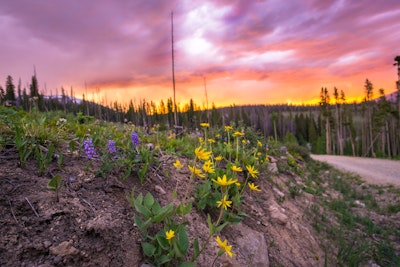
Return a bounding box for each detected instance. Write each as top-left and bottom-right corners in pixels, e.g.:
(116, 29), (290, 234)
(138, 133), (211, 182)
(0, 108), (399, 266)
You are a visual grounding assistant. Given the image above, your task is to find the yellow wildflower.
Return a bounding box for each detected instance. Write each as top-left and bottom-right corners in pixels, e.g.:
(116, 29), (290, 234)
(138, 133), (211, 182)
(202, 160), (215, 174)
(232, 131), (244, 137)
(235, 181), (241, 187)
(224, 125), (233, 131)
(200, 122), (210, 127)
(212, 174), (237, 187)
(215, 236), (235, 257)
(215, 134), (221, 139)
(246, 165), (259, 178)
(194, 147), (211, 161)
(231, 165), (243, 172)
(214, 155), (223, 161)
(188, 165), (205, 178)
(257, 140), (262, 147)
(248, 182), (262, 192)
(241, 139), (247, 144)
(216, 195), (232, 210)
(165, 229), (175, 240)
(208, 138), (215, 143)
(173, 160), (183, 170)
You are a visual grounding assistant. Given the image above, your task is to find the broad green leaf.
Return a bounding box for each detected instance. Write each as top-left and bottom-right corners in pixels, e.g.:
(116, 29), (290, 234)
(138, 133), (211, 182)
(156, 234), (169, 250)
(215, 221), (229, 233)
(177, 202), (192, 215)
(133, 215), (144, 229)
(152, 200), (161, 214)
(47, 174), (62, 191)
(157, 255), (171, 265)
(144, 192), (155, 209)
(135, 193), (143, 205)
(152, 203), (174, 223)
(134, 201), (152, 218)
(177, 227), (189, 254)
(142, 242), (156, 257)
(173, 240), (184, 258)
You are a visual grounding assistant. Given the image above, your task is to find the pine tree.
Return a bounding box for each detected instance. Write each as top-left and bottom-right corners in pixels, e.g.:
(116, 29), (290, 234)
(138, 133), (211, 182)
(319, 87), (331, 154)
(5, 75), (16, 102)
(363, 79), (375, 157)
(0, 86), (5, 104)
(30, 74), (39, 97)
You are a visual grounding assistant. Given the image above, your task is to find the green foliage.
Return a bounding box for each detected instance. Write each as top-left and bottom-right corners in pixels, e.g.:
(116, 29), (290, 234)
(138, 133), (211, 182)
(127, 190), (192, 266)
(47, 174), (63, 202)
(35, 143), (55, 176)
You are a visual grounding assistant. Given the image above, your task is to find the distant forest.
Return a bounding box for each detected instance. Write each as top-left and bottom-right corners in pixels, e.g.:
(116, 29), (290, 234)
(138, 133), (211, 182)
(1, 56), (400, 158)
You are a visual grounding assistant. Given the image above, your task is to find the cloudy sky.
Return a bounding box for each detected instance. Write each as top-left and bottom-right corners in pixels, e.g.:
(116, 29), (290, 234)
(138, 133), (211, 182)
(1, 0), (399, 107)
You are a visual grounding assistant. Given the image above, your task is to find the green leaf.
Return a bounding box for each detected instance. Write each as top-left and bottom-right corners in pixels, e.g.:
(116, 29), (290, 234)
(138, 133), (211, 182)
(156, 234), (169, 250)
(177, 202), (192, 215)
(207, 214), (215, 235)
(152, 203), (174, 223)
(173, 240), (184, 258)
(47, 174), (62, 191)
(193, 238), (200, 258)
(133, 215), (144, 229)
(144, 192), (155, 209)
(177, 227), (189, 254)
(135, 193), (143, 205)
(178, 262), (195, 267)
(134, 201), (152, 218)
(142, 242), (156, 257)
(215, 222), (229, 233)
(152, 200), (161, 214)
(156, 255), (171, 265)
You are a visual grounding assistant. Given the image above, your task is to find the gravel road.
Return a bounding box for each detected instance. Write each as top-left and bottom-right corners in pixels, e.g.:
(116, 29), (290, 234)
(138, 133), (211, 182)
(311, 155), (400, 186)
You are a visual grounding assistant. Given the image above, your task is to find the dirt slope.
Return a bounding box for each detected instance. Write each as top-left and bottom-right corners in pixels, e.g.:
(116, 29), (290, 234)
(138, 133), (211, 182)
(311, 155), (400, 186)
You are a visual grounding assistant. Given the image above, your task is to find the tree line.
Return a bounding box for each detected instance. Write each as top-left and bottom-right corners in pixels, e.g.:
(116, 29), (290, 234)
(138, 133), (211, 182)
(2, 56), (399, 158)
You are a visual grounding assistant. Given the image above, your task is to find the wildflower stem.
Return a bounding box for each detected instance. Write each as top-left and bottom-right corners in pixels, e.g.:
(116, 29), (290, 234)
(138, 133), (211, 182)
(239, 174), (250, 196)
(193, 205), (225, 262)
(211, 255), (220, 267)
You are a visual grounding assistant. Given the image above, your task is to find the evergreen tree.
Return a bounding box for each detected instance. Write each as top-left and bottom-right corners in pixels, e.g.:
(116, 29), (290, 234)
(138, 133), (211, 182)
(319, 87), (331, 154)
(0, 86), (5, 104)
(5, 75), (16, 102)
(30, 74), (39, 97)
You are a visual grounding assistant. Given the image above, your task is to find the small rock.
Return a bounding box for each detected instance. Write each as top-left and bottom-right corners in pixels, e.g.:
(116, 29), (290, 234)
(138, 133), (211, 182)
(273, 187), (285, 198)
(268, 156), (278, 163)
(355, 200), (366, 208)
(49, 240), (79, 256)
(154, 185), (166, 195)
(267, 162), (278, 173)
(235, 223), (269, 266)
(146, 143), (154, 150)
(267, 202), (289, 225)
(43, 241), (52, 249)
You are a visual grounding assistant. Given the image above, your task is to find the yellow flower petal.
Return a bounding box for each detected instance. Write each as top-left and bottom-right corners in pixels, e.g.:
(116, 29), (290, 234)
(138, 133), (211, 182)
(166, 229), (175, 240)
(248, 182), (262, 192)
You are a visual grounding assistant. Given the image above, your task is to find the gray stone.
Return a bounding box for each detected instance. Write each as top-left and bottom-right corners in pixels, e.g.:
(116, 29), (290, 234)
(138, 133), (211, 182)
(235, 223), (269, 267)
(267, 201), (289, 225)
(49, 241), (79, 256)
(267, 163), (278, 173)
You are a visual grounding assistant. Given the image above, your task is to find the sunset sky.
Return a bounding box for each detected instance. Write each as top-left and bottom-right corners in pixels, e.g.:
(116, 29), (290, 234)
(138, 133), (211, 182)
(1, 0), (399, 108)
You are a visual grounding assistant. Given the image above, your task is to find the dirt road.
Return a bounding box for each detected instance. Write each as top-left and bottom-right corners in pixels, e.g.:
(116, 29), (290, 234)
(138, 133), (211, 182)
(310, 155), (400, 186)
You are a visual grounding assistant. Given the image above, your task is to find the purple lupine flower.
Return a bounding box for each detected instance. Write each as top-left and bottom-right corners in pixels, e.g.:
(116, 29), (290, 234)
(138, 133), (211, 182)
(108, 140), (117, 153)
(83, 138), (97, 159)
(131, 131), (139, 147)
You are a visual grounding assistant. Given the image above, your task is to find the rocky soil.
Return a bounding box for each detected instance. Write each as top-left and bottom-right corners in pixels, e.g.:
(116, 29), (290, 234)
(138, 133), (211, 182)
(1, 148), (399, 266)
